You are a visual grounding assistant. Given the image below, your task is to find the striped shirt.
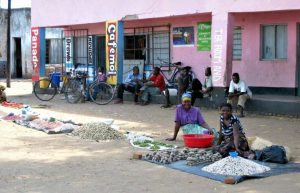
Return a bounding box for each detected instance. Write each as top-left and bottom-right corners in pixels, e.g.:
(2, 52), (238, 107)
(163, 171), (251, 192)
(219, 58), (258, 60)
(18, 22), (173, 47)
(220, 115), (244, 136)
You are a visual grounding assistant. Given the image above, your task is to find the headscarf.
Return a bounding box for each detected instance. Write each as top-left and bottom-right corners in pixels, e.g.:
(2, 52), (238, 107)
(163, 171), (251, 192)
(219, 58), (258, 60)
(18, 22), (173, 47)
(181, 93), (191, 101)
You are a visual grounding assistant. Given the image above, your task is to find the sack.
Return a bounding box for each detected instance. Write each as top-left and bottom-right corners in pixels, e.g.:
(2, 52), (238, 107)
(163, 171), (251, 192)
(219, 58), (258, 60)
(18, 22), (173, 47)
(255, 145), (288, 164)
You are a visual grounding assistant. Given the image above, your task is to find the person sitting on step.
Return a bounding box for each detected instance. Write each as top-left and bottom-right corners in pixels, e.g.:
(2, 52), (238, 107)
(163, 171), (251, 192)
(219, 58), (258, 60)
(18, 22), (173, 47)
(114, 66), (142, 104)
(227, 72), (252, 117)
(140, 67), (165, 106)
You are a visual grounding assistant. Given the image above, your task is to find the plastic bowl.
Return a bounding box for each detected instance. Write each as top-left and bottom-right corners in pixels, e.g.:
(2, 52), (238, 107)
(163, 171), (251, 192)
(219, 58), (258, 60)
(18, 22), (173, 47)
(183, 134), (214, 148)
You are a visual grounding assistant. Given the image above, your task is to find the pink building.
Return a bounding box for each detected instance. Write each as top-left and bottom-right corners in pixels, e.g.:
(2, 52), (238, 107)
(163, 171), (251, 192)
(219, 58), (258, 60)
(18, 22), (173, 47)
(31, 0), (300, 108)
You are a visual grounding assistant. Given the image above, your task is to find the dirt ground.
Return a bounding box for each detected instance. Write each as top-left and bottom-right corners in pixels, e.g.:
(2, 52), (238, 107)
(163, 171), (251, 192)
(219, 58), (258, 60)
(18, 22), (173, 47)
(0, 79), (299, 193)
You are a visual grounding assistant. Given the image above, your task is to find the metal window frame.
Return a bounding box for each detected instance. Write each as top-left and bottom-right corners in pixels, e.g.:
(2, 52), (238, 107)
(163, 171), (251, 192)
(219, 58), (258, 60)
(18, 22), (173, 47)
(260, 24), (288, 61)
(232, 26), (242, 61)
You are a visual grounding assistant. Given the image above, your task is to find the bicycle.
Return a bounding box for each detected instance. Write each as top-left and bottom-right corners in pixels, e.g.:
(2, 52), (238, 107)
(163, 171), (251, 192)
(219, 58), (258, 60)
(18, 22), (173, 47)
(88, 72), (117, 105)
(33, 72), (84, 103)
(157, 58), (195, 87)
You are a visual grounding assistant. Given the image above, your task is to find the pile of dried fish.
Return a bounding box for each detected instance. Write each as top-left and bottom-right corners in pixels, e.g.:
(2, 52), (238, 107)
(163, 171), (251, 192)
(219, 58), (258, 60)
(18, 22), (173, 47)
(144, 148), (222, 165)
(186, 149), (222, 166)
(72, 122), (124, 141)
(202, 156), (270, 176)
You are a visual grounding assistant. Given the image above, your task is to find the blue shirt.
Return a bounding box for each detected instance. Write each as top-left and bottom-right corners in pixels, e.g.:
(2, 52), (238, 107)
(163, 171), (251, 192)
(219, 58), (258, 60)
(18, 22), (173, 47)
(125, 73), (143, 86)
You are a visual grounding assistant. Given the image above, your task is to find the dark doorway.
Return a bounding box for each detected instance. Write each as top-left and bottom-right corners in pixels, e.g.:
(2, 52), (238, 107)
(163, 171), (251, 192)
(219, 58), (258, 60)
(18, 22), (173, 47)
(96, 36), (106, 72)
(14, 38), (22, 78)
(297, 24), (300, 96)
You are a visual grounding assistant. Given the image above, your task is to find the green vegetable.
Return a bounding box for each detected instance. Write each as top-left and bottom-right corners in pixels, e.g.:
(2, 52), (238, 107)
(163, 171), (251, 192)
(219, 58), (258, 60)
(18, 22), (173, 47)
(138, 143), (150, 147)
(150, 145), (161, 150)
(133, 141), (142, 145)
(143, 140), (152, 143)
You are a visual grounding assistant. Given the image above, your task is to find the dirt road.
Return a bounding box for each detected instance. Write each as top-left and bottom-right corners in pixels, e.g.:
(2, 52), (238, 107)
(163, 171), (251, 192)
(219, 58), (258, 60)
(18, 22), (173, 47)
(0, 80), (299, 193)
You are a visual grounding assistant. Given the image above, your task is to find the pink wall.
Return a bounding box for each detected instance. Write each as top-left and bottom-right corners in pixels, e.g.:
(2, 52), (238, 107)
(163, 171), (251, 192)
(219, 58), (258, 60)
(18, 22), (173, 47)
(32, 0), (300, 27)
(69, 14), (212, 81)
(232, 11), (299, 88)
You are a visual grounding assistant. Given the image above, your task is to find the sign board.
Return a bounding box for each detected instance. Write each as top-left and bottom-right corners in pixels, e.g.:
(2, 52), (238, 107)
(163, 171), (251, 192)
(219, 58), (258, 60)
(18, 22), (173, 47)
(88, 36), (93, 65)
(31, 27), (40, 80)
(197, 22), (212, 51)
(65, 37), (73, 72)
(106, 21), (118, 85)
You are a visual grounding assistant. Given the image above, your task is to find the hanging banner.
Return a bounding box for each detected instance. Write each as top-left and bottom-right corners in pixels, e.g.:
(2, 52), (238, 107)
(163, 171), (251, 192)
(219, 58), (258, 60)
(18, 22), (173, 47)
(65, 37), (73, 72)
(31, 27), (40, 81)
(88, 35), (93, 65)
(106, 21), (118, 85)
(197, 22), (212, 51)
(31, 27), (45, 81)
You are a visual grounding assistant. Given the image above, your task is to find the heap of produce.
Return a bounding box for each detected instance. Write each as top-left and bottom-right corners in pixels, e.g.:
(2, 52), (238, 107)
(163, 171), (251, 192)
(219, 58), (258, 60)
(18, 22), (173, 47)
(72, 122), (124, 141)
(202, 156), (271, 176)
(144, 148), (222, 165)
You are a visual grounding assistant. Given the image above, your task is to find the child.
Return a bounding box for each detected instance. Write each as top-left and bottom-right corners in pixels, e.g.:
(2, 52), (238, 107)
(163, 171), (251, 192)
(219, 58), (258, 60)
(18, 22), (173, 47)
(0, 85), (7, 102)
(214, 103), (252, 158)
(97, 67), (106, 82)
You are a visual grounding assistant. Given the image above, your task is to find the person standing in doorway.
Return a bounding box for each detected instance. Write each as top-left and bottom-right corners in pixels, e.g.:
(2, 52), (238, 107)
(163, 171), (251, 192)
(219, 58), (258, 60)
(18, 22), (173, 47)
(227, 73), (252, 117)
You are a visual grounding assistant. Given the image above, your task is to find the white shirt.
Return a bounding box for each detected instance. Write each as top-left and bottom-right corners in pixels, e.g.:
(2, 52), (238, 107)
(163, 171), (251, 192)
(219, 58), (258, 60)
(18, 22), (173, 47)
(203, 76), (213, 89)
(229, 80), (252, 98)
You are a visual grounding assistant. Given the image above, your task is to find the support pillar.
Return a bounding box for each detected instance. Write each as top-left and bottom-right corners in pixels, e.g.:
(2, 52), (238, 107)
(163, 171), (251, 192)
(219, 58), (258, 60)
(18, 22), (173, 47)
(211, 12), (234, 104)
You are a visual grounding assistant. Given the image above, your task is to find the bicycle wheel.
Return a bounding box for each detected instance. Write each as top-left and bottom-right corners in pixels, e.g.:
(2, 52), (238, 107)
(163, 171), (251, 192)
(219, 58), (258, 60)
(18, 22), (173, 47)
(64, 79), (82, 104)
(33, 79), (57, 101)
(89, 82), (114, 105)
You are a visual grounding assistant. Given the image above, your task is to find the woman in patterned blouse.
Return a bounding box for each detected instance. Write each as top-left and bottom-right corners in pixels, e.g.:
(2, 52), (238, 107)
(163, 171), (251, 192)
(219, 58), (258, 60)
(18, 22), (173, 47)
(214, 103), (251, 158)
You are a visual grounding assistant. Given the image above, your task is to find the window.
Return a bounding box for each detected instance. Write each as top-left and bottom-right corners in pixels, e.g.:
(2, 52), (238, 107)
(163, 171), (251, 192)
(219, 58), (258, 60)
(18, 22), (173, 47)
(233, 27), (242, 60)
(46, 39), (63, 64)
(45, 39), (50, 64)
(124, 35), (146, 60)
(261, 25), (287, 60)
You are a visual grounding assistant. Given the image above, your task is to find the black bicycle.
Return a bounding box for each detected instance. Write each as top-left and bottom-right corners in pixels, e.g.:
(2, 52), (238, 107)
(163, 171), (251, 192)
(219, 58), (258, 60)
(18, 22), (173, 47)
(33, 72), (84, 103)
(157, 58), (195, 87)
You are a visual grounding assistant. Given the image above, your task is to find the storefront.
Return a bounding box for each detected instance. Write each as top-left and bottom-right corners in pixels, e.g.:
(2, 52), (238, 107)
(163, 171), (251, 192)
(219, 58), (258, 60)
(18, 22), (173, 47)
(31, 0), (300, 102)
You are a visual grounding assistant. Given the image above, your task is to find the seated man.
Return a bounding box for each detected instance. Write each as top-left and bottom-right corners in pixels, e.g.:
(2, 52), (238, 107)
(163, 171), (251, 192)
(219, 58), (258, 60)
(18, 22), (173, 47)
(115, 66), (142, 104)
(161, 66), (192, 108)
(140, 67), (165, 106)
(190, 67), (213, 106)
(227, 73), (252, 117)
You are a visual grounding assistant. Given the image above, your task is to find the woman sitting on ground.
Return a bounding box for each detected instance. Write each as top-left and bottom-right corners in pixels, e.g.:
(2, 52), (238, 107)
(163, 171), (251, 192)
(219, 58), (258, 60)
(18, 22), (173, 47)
(214, 103), (252, 158)
(166, 93), (215, 141)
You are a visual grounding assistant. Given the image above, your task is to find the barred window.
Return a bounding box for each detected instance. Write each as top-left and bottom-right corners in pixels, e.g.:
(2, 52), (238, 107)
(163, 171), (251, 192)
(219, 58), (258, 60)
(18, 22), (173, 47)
(232, 27), (242, 60)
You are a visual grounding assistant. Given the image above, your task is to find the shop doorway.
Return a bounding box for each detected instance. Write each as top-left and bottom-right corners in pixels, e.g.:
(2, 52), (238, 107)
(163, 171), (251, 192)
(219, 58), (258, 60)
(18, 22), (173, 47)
(14, 37), (22, 78)
(297, 24), (300, 96)
(96, 36), (106, 72)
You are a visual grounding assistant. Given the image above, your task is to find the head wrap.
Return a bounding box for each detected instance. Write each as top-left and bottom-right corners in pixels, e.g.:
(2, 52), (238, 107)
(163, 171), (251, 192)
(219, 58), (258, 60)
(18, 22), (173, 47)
(181, 93), (191, 101)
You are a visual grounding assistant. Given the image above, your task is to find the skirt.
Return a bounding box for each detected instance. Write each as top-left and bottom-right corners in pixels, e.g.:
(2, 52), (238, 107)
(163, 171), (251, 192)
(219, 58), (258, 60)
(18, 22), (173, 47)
(213, 133), (250, 158)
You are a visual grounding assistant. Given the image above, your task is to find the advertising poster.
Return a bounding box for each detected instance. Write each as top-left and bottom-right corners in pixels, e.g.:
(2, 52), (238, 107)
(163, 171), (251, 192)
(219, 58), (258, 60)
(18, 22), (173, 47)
(197, 22), (212, 51)
(173, 27), (195, 47)
(106, 20), (118, 85)
(65, 37), (73, 73)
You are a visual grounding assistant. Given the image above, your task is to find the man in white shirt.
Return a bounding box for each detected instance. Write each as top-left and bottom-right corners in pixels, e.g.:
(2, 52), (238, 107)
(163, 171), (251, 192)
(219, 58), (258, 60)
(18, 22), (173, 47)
(227, 73), (252, 117)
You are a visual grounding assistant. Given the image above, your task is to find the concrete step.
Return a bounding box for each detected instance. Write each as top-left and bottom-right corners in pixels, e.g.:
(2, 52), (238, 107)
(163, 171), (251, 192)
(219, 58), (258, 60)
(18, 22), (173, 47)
(123, 92), (300, 117)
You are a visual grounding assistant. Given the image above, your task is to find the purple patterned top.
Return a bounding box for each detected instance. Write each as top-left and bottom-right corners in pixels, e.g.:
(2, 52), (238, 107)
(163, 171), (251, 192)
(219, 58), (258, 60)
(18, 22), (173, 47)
(175, 105), (205, 126)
